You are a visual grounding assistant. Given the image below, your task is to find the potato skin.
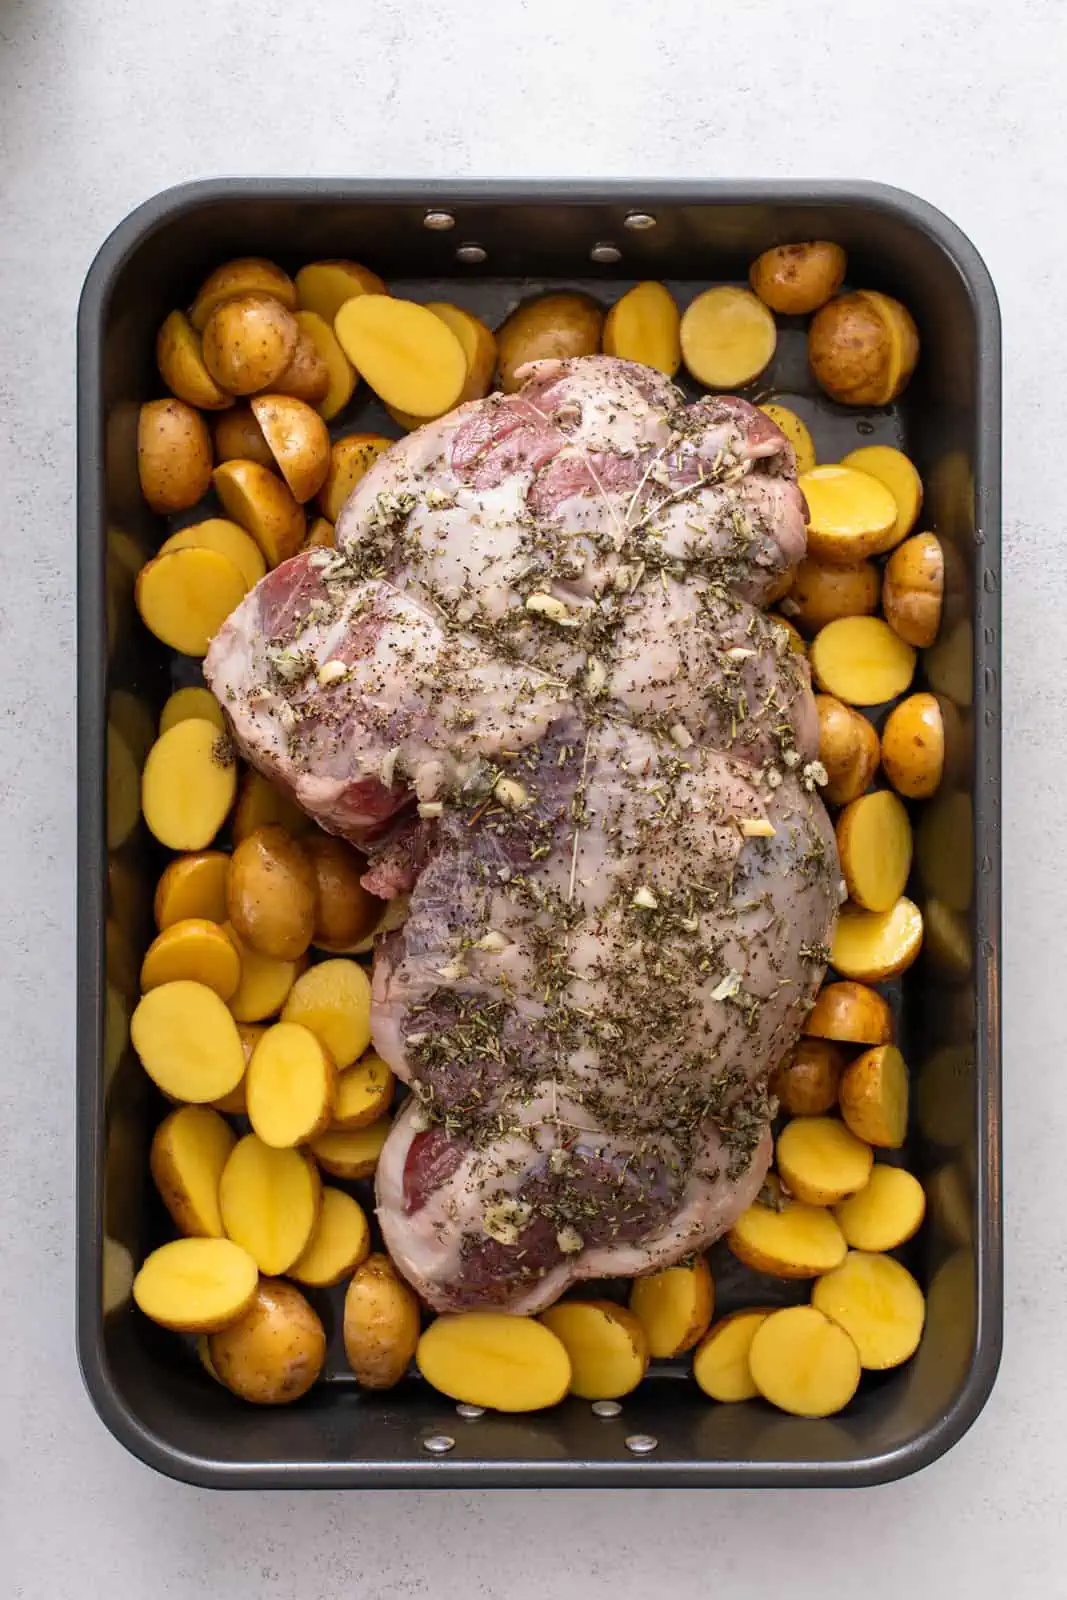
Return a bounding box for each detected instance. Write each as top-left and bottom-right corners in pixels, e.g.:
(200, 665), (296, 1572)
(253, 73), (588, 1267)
(273, 330), (330, 406)
(202, 293), (299, 396)
(227, 825), (316, 960)
(770, 1037), (847, 1116)
(157, 311), (233, 410)
(809, 290), (919, 406)
(883, 532), (944, 647)
(137, 399), (213, 514)
(343, 1253), (420, 1390)
(250, 394), (330, 502)
(804, 980), (893, 1046)
(815, 694), (880, 805)
(789, 557), (880, 636)
(208, 1279), (326, 1404)
(190, 257), (296, 331)
(880, 692), (945, 799)
(304, 833), (381, 948)
(749, 241), (846, 315)
(213, 403), (274, 468)
(496, 293), (603, 392)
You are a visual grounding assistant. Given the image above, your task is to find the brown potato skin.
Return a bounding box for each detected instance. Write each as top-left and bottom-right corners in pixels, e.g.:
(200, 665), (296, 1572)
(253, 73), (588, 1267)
(227, 825), (316, 960)
(156, 311), (233, 410)
(208, 1279), (326, 1404)
(202, 293), (299, 396)
(771, 1037), (847, 1116)
(815, 694), (880, 805)
(880, 692), (945, 799)
(137, 399), (213, 514)
(789, 557), (880, 636)
(749, 241), (846, 315)
(213, 403), (274, 468)
(809, 290), (919, 406)
(883, 532), (944, 647)
(496, 293), (603, 392)
(304, 833), (381, 947)
(343, 1254), (421, 1390)
(250, 395), (330, 502)
(273, 330), (330, 405)
(804, 980), (893, 1045)
(190, 257), (297, 331)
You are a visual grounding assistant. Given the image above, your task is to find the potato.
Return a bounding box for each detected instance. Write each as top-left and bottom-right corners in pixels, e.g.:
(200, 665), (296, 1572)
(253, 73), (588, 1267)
(810, 616), (916, 706)
(540, 1301), (649, 1400)
(788, 556), (880, 636)
(211, 1022), (260, 1114)
(418, 1312), (571, 1412)
(800, 466), (900, 564)
(880, 692), (945, 799)
(815, 695), (880, 805)
(305, 516), (335, 551)
(343, 1253), (420, 1389)
(809, 290), (920, 406)
(334, 295), (467, 416)
(727, 1181), (847, 1278)
(602, 281), (681, 377)
(157, 310), (233, 410)
(835, 1164), (925, 1251)
(137, 399), (213, 514)
(209, 1279), (326, 1404)
(301, 833), (379, 948)
(812, 1251), (925, 1369)
(213, 459), (306, 568)
(839, 1043), (909, 1149)
(280, 958), (372, 1070)
(295, 309), (357, 421)
(318, 433), (393, 523)
(333, 1052), (394, 1128)
(133, 1237), (259, 1333)
(246, 1020), (335, 1147)
(758, 403), (816, 474)
(496, 292), (603, 393)
(227, 825), (316, 960)
(225, 924), (305, 1023)
(141, 718), (236, 850)
(295, 259), (386, 324)
(159, 686), (226, 737)
(923, 897), (972, 980)
(213, 403), (275, 469)
(749, 241), (846, 315)
(680, 285), (776, 389)
(140, 916), (241, 1000)
(770, 1037), (846, 1116)
(692, 1308), (771, 1402)
(628, 1256), (714, 1357)
(273, 329), (331, 406)
(159, 516), (267, 591)
(135, 547), (248, 656)
(776, 1116), (873, 1205)
(769, 612), (806, 655)
(836, 789), (912, 912)
(748, 1304), (861, 1417)
(428, 302), (498, 401)
(219, 1134), (321, 1274)
(201, 292), (300, 395)
(804, 980), (892, 1046)
(154, 850), (229, 929)
(841, 445), (922, 548)
(246, 393), (330, 505)
(309, 1118), (391, 1181)
(832, 897), (924, 982)
(150, 1105), (236, 1236)
(190, 257), (296, 331)
(232, 770), (311, 843)
(882, 531), (944, 647)
(290, 1187), (371, 1287)
(131, 980), (245, 1102)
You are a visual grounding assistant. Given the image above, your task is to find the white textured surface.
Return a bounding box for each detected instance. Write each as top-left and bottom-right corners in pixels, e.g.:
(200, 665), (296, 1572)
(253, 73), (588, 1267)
(0, 1), (1055, 1594)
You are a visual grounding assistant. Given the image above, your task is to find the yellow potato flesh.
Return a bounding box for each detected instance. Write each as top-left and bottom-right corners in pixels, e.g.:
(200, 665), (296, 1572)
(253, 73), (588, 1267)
(136, 547), (248, 657)
(156, 310), (233, 410)
(727, 1191), (847, 1278)
(539, 1301), (649, 1400)
(141, 718), (237, 850)
(334, 296), (467, 416)
(748, 1305), (861, 1417)
(219, 1135), (320, 1274)
(158, 517), (266, 591)
(758, 403), (816, 473)
(140, 917), (241, 999)
(628, 1257), (714, 1357)
(318, 434), (393, 523)
(305, 516), (335, 550)
(839, 1044), (909, 1148)
(803, 980), (893, 1046)
(133, 1237), (259, 1333)
(309, 1119), (390, 1180)
(213, 459), (306, 568)
(776, 1116), (873, 1206)
(841, 444), (922, 546)
(427, 302), (498, 402)
(131, 980), (245, 1102)
(836, 789), (913, 912)
(246, 1021), (334, 1148)
(810, 616), (916, 706)
(692, 1309), (771, 1402)
(289, 1187), (371, 1287)
(332, 1052), (395, 1128)
(280, 958), (372, 1070)
(295, 310), (357, 422)
(834, 1165), (926, 1251)
(250, 394), (331, 503)
(812, 1251), (925, 1369)
(800, 466), (900, 562)
(225, 923), (303, 1023)
(831, 897), (924, 981)
(417, 1313), (572, 1413)
(232, 770), (312, 843)
(602, 281), (681, 377)
(159, 686), (225, 736)
(680, 286), (776, 389)
(155, 851), (231, 929)
(295, 259), (386, 324)
(150, 1105), (236, 1236)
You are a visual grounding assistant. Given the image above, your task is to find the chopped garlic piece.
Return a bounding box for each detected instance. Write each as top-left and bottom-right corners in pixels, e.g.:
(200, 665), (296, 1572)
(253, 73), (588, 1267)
(739, 817), (776, 838)
(317, 658), (348, 686)
(435, 957), (467, 982)
(632, 885), (658, 910)
(494, 777), (529, 809)
(669, 722), (693, 749)
(726, 646), (757, 662)
(585, 656), (608, 695)
(556, 1226), (583, 1254)
(379, 746), (401, 788)
(711, 970), (743, 1002)
(483, 1201), (532, 1245)
(525, 592), (577, 625)
(548, 1147), (572, 1174)
(418, 801), (444, 819)
(474, 930), (511, 953)
(802, 760), (829, 791)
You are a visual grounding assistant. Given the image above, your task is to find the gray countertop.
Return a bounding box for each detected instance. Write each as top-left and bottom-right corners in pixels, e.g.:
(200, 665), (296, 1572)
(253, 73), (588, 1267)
(0, 1), (1055, 1594)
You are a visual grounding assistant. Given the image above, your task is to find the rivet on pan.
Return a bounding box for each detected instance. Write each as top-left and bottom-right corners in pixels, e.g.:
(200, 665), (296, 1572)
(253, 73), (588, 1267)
(624, 212), (657, 231)
(456, 1403), (485, 1419)
(456, 243), (487, 264)
(423, 210), (456, 231)
(624, 1433), (658, 1455)
(422, 1433), (456, 1455)
(591, 1399), (622, 1418)
(590, 242), (622, 264)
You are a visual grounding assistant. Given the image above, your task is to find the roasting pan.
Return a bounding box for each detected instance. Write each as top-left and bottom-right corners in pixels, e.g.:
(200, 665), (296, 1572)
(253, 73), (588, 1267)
(76, 179), (1002, 1488)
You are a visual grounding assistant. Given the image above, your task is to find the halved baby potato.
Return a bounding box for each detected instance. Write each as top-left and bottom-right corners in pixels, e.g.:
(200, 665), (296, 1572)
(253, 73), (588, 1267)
(318, 433), (393, 523)
(294, 310), (357, 422)
(831, 897), (924, 982)
(841, 445), (922, 548)
(246, 1021), (335, 1147)
(602, 281), (681, 377)
(810, 616), (916, 706)
(154, 850), (230, 928)
(213, 459), (306, 567)
(201, 292), (300, 395)
(758, 403), (817, 474)
(800, 466), (900, 563)
(770, 1037), (847, 1116)
(133, 1237), (259, 1333)
(882, 532), (944, 648)
(776, 1116), (873, 1206)
(211, 1022), (260, 1114)
(280, 958), (373, 1071)
(232, 770), (311, 843)
(812, 1251), (925, 1370)
(540, 1300), (650, 1400)
(693, 1308), (772, 1403)
(880, 692), (945, 799)
(334, 295), (467, 417)
(249, 394), (331, 502)
(343, 1253), (421, 1390)
(727, 1182), (847, 1278)
(159, 686), (226, 737)
(213, 403), (275, 469)
(158, 517), (266, 590)
(332, 1052), (394, 1129)
(815, 695), (881, 805)
(680, 286), (776, 389)
(131, 979), (245, 1102)
(136, 547), (248, 656)
(417, 1312), (571, 1413)
(190, 257), (297, 331)
(141, 718), (237, 849)
(225, 924), (306, 1023)
(157, 310), (233, 410)
(748, 1304), (861, 1417)
(839, 1044), (909, 1148)
(804, 980), (893, 1046)
(218, 1134), (321, 1274)
(495, 292), (603, 393)
(289, 1187), (371, 1287)
(140, 917), (241, 1000)
(836, 789), (913, 912)
(272, 328), (330, 406)
(137, 399), (214, 514)
(628, 1256), (714, 1358)
(208, 1278), (326, 1405)
(808, 290), (919, 406)
(833, 1164), (926, 1251)
(749, 241), (846, 315)
(302, 833), (379, 948)
(227, 824), (316, 960)
(150, 1105), (236, 1236)
(789, 557), (880, 636)
(428, 302), (498, 401)
(310, 1118), (391, 1181)
(295, 259), (386, 324)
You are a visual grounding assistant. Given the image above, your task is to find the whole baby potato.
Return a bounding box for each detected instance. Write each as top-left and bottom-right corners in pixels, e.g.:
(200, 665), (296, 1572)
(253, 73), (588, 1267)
(304, 833), (382, 949)
(496, 293), (603, 392)
(809, 290), (919, 406)
(343, 1253), (421, 1390)
(202, 293), (300, 396)
(208, 1279), (326, 1404)
(815, 694), (881, 806)
(749, 241), (846, 315)
(137, 399), (213, 514)
(227, 824), (316, 960)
